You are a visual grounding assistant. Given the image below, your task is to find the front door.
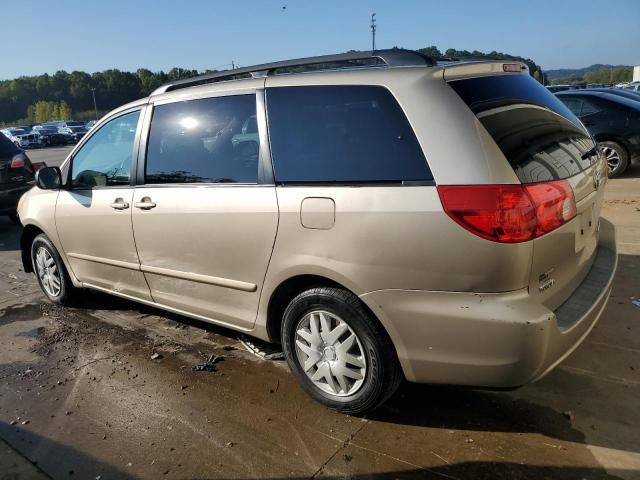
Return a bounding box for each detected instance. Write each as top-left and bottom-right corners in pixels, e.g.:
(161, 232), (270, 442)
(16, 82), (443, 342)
(56, 108), (152, 301)
(132, 92), (278, 329)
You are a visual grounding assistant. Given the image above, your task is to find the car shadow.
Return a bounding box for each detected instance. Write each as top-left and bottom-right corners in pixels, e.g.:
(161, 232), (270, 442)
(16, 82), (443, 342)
(619, 158), (640, 179)
(0, 422), (628, 480)
(0, 422), (131, 479)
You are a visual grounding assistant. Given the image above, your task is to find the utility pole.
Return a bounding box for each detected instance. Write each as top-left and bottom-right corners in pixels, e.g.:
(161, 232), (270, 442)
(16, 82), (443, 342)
(370, 13), (376, 51)
(91, 88), (98, 120)
(231, 60), (236, 70)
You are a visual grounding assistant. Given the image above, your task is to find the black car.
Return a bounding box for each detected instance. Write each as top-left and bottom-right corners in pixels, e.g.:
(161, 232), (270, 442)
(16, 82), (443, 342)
(556, 90), (640, 177)
(67, 125), (88, 143)
(37, 127), (68, 146)
(580, 88), (640, 102)
(0, 134), (43, 223)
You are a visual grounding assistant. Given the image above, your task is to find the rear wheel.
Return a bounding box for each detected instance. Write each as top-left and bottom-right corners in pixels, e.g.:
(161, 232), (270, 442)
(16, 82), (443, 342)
(31, 234), (77, 305)
(599, 141), (629, 178)
(282, 287), (402, 414)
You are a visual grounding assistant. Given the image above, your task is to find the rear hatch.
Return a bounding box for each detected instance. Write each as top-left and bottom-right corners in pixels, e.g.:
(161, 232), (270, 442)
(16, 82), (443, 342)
(447, 71), (607, 310)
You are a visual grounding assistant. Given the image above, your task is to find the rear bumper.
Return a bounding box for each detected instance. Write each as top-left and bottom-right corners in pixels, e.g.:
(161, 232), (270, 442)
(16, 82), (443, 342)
(359, 219), (617, 387)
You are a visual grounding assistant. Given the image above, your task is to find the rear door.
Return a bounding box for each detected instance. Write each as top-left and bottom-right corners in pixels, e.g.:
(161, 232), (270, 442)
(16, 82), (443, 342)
(448, 74), (607, 309)
(131, 89), (278, 330)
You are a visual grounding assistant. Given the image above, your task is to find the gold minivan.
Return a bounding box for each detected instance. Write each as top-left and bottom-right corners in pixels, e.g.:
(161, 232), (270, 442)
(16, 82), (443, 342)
(18, 50), (617, 413)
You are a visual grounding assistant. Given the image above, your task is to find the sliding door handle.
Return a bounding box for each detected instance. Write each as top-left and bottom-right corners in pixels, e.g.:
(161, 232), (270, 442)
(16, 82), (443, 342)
(110, 198), (130, 210)
(134, 197), (156, 210)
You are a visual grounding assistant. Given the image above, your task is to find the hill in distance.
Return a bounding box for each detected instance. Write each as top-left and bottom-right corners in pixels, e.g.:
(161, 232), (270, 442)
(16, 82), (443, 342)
(544, 64), (633, 80)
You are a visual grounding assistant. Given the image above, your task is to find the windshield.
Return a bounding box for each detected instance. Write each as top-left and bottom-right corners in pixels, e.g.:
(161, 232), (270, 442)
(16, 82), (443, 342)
(70, 126), (86, 133)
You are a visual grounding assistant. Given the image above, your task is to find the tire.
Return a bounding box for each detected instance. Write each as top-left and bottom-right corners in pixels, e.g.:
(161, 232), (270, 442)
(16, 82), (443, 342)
(599, 141), (629, 178)
(30, 234), (77, 305)
(281, 287), (402, 414)
(8, 212), (20, 225)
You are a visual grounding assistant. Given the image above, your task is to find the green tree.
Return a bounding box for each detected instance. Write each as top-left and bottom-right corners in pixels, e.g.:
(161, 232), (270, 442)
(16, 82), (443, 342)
(59, 100), (72, 120)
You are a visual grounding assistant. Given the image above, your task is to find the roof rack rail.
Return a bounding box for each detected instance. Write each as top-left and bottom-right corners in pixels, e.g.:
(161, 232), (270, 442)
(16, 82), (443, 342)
(151, 49), (435, 95)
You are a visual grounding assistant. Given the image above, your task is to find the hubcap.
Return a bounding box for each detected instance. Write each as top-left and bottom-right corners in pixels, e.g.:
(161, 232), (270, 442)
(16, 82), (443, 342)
(35, 247), (61, 297)
(600, 146), (620, 173)
(294, 310), (367, 397)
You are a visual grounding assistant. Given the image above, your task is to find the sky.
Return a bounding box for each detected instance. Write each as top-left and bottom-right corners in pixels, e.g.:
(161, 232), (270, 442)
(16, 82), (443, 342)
(1, 0), (639, 79)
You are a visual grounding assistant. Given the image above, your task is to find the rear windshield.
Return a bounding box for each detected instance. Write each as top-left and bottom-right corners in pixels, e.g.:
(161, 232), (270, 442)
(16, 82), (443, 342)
(449, 75), (597, 183)
(0, 134), (20, 158)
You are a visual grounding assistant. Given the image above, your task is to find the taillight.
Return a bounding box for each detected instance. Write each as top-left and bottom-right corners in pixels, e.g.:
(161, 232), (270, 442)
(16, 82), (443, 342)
(438, 180), (577, 243)
(10, 155), (25, 169)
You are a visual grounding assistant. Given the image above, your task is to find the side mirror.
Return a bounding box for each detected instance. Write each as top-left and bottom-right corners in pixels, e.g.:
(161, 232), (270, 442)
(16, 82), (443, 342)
(35, 166), (62, 190)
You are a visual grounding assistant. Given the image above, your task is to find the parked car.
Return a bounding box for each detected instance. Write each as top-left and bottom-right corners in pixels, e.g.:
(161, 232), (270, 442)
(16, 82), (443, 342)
(583, 88), (640, 102)
(623, 82), (640, 92)
(37, 127), (69, 147)
(65, 125), (88, 143)
(85, 120), (97, 130)
(556, 90), (640, 177)
(1, 128), (42, 149)
(0, 134), (44, 223)
(18, 50), (617, 414)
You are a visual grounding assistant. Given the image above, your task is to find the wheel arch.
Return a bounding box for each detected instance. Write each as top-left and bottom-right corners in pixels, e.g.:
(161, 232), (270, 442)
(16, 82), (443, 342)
(265, 274), (399, 369)
(593, 134), (631, 157)
(20, 224), (45, 273)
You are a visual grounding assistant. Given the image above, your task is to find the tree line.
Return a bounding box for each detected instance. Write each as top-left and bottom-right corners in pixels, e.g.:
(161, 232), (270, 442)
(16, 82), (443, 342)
(550, 67), (633, 86)
(0, 46), (544, 125)
(0, 68), (204, 126)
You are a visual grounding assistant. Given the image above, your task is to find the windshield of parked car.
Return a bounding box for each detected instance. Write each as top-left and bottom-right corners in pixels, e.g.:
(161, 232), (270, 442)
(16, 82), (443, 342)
(69, 126), (87, 133)
(9, 129), (27, 135)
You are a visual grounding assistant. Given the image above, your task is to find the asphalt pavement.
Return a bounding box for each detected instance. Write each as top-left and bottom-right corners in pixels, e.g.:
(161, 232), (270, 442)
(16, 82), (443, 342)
(0, 148), (639, 479)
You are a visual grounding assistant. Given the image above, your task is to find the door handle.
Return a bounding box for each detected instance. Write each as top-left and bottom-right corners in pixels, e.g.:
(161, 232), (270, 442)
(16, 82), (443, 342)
(134, 197), (156, 210)
(110, 198), (130, 210)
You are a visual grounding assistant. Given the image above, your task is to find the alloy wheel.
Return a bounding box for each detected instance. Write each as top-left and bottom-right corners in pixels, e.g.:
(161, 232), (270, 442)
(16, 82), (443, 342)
(600, 145), (620, 173)
(35, 246), (61, 297)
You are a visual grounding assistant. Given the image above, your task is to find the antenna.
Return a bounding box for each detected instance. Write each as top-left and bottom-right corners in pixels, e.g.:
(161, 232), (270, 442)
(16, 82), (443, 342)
(370, 13), (377, 51)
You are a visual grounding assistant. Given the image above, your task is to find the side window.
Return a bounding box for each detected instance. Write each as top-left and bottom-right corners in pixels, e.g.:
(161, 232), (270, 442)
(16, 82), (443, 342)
(71, 110), (140, 188)
(145, 94), (259, 184)
(560, 98), (582, 117)
(267, 86), (432, 183)
(580, 100), (600, 116)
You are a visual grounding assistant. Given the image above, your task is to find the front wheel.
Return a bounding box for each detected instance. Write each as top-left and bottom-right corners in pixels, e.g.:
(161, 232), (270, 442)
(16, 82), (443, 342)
(282, 287), (402, 414)
(31, 234), (77, 305)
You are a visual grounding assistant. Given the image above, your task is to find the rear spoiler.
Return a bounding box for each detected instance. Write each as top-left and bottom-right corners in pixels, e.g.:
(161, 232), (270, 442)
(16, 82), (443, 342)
(443, 61), (529, 81)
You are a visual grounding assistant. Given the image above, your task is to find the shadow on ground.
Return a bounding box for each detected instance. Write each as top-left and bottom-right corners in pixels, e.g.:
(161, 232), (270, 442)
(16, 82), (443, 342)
(0, 422), (629, 480)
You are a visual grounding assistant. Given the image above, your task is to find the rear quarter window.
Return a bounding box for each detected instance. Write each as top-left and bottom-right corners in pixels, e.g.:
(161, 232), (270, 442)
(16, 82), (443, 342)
(267, 85), (432, 184)
(449, 75), (597, 183)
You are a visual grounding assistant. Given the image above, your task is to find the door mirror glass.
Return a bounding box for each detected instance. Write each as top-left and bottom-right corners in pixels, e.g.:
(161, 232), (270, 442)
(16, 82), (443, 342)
(35, 166), (62, 190)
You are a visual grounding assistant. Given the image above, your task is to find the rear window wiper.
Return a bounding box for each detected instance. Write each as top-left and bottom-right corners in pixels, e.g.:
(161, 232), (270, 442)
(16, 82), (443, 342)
(581, 145), (598, 160)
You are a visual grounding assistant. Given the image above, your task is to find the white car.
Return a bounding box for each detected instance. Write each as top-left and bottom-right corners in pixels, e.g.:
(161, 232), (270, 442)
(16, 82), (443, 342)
(1, 128), (42, 148)
(623, 82), (640, 92)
